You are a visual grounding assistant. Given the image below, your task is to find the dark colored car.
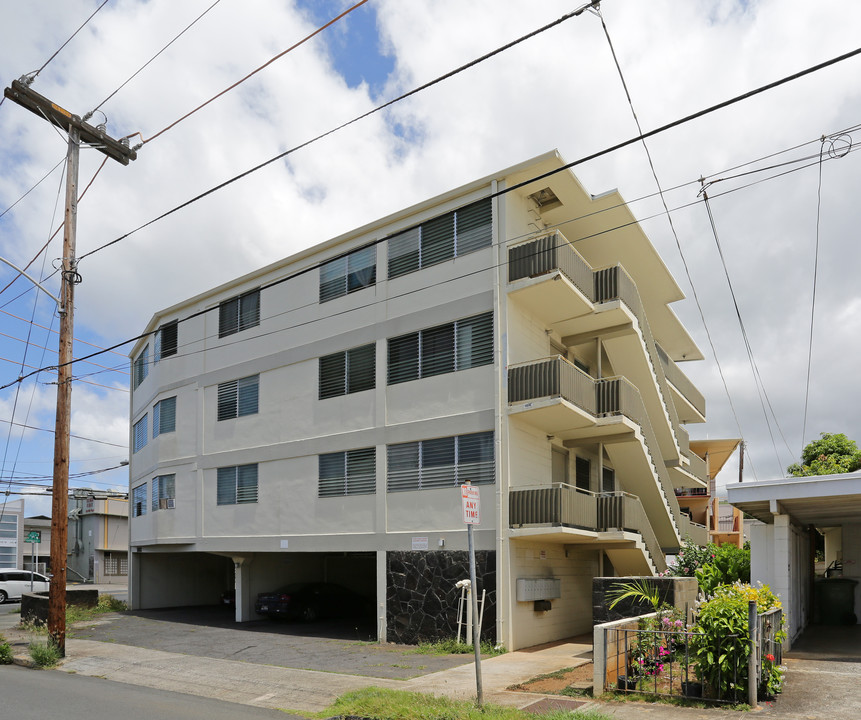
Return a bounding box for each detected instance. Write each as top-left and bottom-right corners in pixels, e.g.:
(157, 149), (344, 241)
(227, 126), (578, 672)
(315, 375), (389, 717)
(254, 582), (368, 621)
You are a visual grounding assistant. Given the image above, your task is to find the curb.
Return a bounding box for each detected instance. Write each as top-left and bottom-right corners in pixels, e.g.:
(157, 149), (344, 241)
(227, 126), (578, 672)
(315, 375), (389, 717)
(11, 655), (36, 668)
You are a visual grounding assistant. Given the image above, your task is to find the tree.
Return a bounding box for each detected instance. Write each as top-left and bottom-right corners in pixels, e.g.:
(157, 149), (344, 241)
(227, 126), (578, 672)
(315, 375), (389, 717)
(787, 432), (861, 477)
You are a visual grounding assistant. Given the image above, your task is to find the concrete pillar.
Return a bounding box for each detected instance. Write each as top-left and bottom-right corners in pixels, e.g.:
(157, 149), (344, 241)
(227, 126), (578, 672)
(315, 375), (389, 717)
(232, 555), (254, 622)
(129, 549), (142, 610)
(376, 550), (387, 643)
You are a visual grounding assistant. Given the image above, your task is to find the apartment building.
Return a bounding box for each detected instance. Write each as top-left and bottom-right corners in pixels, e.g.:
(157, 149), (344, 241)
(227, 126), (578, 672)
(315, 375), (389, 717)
(68, 491), (130, 584)
(128, 151), (710, 650)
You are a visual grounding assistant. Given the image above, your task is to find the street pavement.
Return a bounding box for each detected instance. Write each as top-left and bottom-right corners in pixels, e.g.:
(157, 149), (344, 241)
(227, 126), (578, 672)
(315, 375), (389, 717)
(3, 589), (861, 719)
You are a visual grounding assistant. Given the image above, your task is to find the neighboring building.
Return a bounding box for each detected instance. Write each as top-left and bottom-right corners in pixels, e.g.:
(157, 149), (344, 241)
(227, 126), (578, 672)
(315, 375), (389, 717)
(728, 471), (861, 645)
(677, 438), (745, 547)
(0, 499), (25, 569)
(129, 151), (711, 650)
(22, 515), (51, 573)
(68, 490), (129, 584)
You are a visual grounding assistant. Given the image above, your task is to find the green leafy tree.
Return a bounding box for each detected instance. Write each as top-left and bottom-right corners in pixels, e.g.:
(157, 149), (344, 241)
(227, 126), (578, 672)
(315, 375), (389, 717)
(787, 432), (861, 477)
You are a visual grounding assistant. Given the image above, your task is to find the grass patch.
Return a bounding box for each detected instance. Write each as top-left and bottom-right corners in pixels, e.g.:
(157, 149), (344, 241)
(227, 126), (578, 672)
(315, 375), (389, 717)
(411, 638), (506, 657)
(599, 690), (749, 711)
(29, 639), (62, 668)
(65, 595), (128, 625)
(322, 686), (610, 720)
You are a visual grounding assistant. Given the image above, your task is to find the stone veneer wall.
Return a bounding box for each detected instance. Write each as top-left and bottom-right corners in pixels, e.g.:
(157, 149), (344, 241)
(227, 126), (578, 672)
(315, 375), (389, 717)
(592, 576), (698, 625)
(387, 550), (496, 645)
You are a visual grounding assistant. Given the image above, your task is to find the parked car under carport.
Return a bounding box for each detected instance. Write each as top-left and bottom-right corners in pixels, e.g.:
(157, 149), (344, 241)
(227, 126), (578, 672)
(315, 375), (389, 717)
(254, 582), (370, 622)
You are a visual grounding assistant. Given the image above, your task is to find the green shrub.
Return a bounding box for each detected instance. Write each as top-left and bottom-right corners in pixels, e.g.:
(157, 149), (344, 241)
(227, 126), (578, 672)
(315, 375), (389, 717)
(0, 634), (12, 664)
(689, 583), (785, 700)
(695, 543), (751, 596)
(29, 638), (62, 668)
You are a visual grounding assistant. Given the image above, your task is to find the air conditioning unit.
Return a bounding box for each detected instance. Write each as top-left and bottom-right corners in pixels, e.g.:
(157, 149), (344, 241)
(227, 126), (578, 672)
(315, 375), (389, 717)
(166, 498), (176, 509)
(159, 498), (176, 510)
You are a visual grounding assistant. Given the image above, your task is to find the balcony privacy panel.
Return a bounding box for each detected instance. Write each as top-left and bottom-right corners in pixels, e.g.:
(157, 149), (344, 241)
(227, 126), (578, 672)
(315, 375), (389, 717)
(508, 231), (593, 299)
(508, 356), (596, 414)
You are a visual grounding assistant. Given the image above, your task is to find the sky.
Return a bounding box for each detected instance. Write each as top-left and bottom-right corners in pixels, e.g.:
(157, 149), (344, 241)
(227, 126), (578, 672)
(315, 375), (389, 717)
(1, 0), (860, 517)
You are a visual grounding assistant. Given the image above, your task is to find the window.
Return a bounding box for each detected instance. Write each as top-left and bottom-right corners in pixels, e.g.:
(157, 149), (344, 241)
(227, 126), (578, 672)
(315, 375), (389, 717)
(153, 396), (176, 437)
(387, 431), (494, 492)
(319, 245), (376, 302)
(218, 289), (260, 338)
(216, 464), (258, 505)
(154, 321), (178, 361)
(319, 344), (375, 399)
(133, 345), (149, 389)
(217, 375), (259, 420)
(318, 448), (376, 497)
(151, 474), (176, 511)
(387, 198), (492, 279)
(575, 457), (590, 491)
(387, 312), (492, 385)
(132, 483), (147, 517)
(133, 415), (148, 453)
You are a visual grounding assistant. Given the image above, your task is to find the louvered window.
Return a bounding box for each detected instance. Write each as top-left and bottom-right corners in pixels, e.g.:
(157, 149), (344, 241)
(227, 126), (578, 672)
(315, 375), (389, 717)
(387, 431), (494, 492)
(387, 312), (492, 385)
(319, 344), (375, 399)
(133, 345), (149, 389)
(216, 464), (258, 505)
(154, 321), (178, 361)
(153, 396), (176, 438)
(132, 483), (147, 517)
(151, 474), (176, 511)
(387, 198), (491, 279)
(319, 448), (376, 497)
(133, 414), (148, 453)
(320, 245), (376, 302)
(218, 289), (260, 338)
(217, 375), (259, 420)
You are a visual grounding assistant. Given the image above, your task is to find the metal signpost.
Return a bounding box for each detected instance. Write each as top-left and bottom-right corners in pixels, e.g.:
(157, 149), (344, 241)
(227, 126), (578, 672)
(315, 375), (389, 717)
(26, 530), (41, 590)
(461, 483), (483, 706)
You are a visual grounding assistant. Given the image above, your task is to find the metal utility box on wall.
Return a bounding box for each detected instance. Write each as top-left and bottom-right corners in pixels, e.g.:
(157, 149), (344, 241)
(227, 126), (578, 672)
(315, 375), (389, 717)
(516, 577), (561, 602)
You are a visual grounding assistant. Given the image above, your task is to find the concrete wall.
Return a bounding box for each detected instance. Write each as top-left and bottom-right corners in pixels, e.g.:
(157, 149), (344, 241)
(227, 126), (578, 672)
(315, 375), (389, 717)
(508, 539), (599, 650)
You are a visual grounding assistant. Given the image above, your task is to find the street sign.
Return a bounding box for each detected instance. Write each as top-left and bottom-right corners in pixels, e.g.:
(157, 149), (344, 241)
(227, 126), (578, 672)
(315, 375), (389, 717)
(461, 484), (480, 524)
(26, 531), (41, 544)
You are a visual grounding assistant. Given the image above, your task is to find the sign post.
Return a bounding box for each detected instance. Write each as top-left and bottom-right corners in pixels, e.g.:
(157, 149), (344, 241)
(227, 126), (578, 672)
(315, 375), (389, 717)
(461, 484), (483, 706)
(26, 530), (41, 591)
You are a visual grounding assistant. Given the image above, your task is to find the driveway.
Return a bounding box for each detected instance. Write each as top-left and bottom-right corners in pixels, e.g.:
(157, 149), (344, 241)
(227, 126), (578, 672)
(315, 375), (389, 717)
(68, 604), (474, 679)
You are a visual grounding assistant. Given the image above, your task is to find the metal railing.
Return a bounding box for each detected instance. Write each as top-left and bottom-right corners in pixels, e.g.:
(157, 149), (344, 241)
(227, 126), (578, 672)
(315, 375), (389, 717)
(510, 485), (665, 573)
(655, 342), (706, 418)
(508, 230), (594, 300)
(508, 355), (596, 413)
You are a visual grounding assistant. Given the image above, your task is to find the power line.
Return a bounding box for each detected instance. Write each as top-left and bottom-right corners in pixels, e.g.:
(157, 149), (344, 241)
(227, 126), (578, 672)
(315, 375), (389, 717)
(0, 157), (66, 221)
(8, 122), (859, 390)
(0, 417), (126, 449)
(77, 3), (600, 261)
(0, 307), (129, 359)
(129, 0), (373, 147)
(85, 0), (224, 119)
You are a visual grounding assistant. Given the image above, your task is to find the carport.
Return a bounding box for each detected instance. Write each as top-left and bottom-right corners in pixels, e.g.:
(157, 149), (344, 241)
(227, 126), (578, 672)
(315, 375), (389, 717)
(727, 471), (861, 646)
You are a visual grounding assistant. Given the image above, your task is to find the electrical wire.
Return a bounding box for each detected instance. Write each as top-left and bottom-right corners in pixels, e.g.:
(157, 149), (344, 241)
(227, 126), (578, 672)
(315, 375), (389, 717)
(597, 6), (757, 479)
(130, 0), (372, 147)
(79, 41), (861, 264)
(0, 157), (66, 221)
(8, 124), (860, 389)
(78, 2), (600, 261)
(0, 418), (126, 449)
(85, 0), (224, 119)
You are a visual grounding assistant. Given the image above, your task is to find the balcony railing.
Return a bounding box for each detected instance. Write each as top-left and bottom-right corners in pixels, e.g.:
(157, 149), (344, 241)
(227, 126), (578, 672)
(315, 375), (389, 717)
(508, 231), (594, 300)
(655, 342), (706, 419)
(675, 487), (708, 497)
(510, 484), (666, 572)
(679, 515), (709, 545)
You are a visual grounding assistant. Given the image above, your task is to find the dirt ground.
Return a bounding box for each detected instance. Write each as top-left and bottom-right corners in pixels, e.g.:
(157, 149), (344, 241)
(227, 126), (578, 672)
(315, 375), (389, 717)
(509, 662), (594, 693)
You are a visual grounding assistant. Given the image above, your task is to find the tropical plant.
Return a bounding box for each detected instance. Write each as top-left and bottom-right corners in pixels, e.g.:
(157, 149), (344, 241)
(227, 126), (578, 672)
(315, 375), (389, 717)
(606, 578), (663, 614)
(689, 583), (785, 700)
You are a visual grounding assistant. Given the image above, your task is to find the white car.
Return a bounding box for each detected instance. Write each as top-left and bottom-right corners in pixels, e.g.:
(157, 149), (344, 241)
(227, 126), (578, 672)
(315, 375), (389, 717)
(0, 570), (50, 602)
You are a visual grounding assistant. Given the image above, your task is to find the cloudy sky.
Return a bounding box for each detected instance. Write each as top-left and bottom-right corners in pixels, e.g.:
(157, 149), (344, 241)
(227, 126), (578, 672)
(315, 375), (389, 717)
(1, 0), (860, 517)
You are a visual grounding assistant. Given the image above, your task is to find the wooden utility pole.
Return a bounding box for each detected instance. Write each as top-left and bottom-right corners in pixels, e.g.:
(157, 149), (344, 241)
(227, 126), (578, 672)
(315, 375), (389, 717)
(3, 79), (135, 655)
(738, 440), (745, 483)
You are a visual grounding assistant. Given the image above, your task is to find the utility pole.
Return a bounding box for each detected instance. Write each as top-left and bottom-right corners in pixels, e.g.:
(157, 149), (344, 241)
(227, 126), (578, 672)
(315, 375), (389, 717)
(738, 440), (745, 483)
(3, 79), (135, 655)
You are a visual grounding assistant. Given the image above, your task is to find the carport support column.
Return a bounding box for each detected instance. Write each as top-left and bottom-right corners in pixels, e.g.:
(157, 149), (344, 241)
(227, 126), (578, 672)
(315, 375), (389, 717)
(232, 556), (254, 623)
(772, 513), (793, 639)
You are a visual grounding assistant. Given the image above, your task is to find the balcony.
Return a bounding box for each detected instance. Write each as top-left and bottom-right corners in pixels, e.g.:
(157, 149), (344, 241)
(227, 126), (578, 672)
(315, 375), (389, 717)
(509, 484), (666, 574)
(655, 343), (706, 423)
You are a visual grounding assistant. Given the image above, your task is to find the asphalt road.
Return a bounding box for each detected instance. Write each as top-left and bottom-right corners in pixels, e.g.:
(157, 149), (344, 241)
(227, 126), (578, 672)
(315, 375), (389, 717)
(0, 664), (308, 720)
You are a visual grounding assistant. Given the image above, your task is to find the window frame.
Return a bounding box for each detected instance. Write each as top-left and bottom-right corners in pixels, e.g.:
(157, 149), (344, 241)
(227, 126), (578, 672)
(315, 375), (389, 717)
(216, 464), (258, 505)
(218, 289), (260, 338)
(153, 396), (177, 438)
(319, 244), (377, 302)
(133, 414), (148, 453)
(154, 321), (178, 362)
(151, 474), (176, 511)
(387, 431), (495, 493)
(318, 343), (376, 399)
(132, 483), (147, 517)
(318, 447), (376, 497)
(133, 345), (149, 389)
(217, 375), (259, 421)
